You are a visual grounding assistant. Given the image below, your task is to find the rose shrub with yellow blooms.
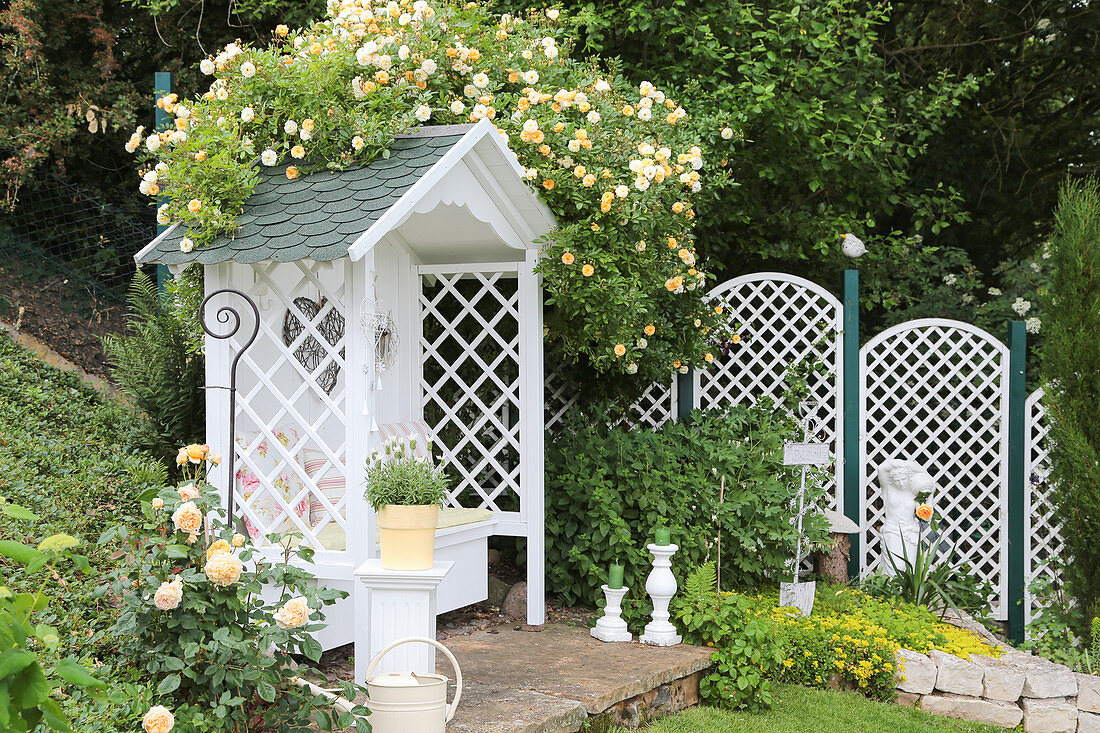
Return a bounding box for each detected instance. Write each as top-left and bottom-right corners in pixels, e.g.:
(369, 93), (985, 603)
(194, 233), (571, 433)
(102, 445), (369, 731)
(126, 0), (736, 381)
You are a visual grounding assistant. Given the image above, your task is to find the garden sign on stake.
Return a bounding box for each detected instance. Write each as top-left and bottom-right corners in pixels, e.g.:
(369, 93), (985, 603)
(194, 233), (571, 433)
(780, 401), (830, 616)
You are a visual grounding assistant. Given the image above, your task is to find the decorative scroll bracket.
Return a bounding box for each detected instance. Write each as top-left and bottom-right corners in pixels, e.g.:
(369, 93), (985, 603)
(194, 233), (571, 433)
(200, 288), (260, 526)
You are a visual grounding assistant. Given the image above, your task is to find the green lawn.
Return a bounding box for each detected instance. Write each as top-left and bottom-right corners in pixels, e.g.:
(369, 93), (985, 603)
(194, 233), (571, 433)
(615, 685), (1005, 732)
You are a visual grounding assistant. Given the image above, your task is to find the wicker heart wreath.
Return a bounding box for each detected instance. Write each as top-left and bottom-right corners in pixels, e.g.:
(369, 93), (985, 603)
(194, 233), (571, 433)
(282, 297), (345, 394)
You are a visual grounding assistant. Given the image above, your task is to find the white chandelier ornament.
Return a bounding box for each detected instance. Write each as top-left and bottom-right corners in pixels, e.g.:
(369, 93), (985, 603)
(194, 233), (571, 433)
(360, 296), (398, 402)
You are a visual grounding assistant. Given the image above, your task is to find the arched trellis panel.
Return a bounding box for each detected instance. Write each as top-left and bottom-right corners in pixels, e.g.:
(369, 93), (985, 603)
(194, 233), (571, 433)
(698, 272), (844, 510)
(860, 319), (1010, 619)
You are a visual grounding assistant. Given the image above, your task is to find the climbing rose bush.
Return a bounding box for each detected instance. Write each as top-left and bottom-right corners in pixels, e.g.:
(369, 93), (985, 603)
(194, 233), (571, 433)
(103, 446), (369, 731)
(125, 0), (737, 379)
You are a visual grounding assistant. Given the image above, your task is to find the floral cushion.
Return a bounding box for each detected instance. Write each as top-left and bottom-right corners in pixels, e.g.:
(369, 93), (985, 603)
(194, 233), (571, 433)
(234, 428), (310, 540)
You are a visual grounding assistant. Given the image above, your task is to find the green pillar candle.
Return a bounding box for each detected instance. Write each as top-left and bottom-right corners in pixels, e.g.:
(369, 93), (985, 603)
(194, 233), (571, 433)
(654, 527), (671, 545)
(607, 562), (624, 590)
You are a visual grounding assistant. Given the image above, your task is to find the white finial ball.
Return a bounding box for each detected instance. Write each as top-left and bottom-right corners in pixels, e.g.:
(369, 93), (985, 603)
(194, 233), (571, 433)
(841, 233), (867, 259)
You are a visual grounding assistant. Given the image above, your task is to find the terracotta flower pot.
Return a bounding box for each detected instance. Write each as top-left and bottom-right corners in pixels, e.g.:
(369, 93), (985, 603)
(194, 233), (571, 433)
(376, 504), (439, 570)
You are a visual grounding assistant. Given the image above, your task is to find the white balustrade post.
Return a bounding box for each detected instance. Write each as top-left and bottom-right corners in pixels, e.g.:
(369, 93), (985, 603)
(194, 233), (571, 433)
(353, 559), (453, 683)
(591, 585), (632, 642)
(640, 543), (681, 646)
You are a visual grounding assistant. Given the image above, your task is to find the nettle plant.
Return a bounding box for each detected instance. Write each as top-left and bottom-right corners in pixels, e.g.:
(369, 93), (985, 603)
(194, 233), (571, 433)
(102, 444), (368, 733)
(124, 0), (736, 381)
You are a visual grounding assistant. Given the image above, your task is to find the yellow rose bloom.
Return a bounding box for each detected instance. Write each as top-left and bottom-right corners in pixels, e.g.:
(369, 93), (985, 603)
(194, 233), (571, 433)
(613, 343), (626, 357)
(274, 596), (312, 629)
(644, 324), (656, 336)
(286, 166), (300, 179)
(153, 579), (183, 611)
(581, 264), (594, 277)
(142, 705), (175, 733)
(177, 484), (200, 501)
(206, 539), (231, 561)
(561, 252), (575, 265)
(172, 502), (203, 534)
(187, 199), (202, 213)
(204, 552), (243, 587)
(152, 498), (164, 509)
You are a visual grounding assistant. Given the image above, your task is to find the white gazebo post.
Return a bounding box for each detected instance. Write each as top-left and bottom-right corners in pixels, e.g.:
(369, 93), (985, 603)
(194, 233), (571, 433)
(520, 247), (546, 626)
(353, 560), (454, 682)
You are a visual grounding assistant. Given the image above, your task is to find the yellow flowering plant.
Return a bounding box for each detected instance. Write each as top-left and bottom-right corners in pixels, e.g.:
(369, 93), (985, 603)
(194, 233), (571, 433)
(126, 0), (737, 381)
(102, 445), (369, 731)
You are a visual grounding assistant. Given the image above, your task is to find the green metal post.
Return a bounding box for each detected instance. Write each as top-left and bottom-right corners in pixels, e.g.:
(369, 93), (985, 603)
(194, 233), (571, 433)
(843, 270), (861, 580)
(154, 71), (173, 294)
(1007, 321), (1027, 645)
(676, 368), (694, 423)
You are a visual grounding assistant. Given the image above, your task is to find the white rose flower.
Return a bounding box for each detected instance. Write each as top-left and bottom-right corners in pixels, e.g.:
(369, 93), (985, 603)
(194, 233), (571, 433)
(524, 167), (537, 179)
(691, 181), (702, 193)
(595, 79), (611, 92)
(216, 87), (229, 100)
(398, 44), (410, 60)
(421, 58), (437, 74)
(721, 127), (734, 139)
(639, 96), (653, 109)
(634, 177), (650, 191)
(450, 99), (466, 115)
(567, 139), (581, 152)
(145, 134), (161, 152)
(415, 105), (431, 122)
(628, 160), (644, 173)
(472, 72), (490, 88)
(637, 107), (652, 121)
(138, 180), (153, 195)
(300, 129), (312, 141)
(464, 84), (478, 98)
(261, 149), (277, 166)
(156, 204), (170, 225)
(142, 170), (159, 184)
(179, 238), (194, 253)
(615, 185), (629, 198)
(355, 46), (372, 65)
(638, 143), (655, 156)
(352, 136), (365, 151)
(523, 69), (539, 84)
(284, 120), (298, 134)
(240, 106), (255, 123)
(587, 111), (601, 124)
(363, 40), (378, 55)
(471, 104), (488, 120)
(691, 157), (703, 170)
(544, 45), (558, 59)
(522, 49), (533, 60)
(522, 119), (539, 133)
(240, 61), (256, 78)
(637, 338), (648, 349)
(547, 8), (560, 19)
(653, 90), (666, 104)
(626, 362), (638, 374)
(200, 58), (215, 75)
(541, 36), (557, 48)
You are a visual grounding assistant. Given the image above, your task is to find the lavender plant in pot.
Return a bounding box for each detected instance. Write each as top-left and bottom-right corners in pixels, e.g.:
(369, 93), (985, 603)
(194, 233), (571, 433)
(365, 438), (449, 570)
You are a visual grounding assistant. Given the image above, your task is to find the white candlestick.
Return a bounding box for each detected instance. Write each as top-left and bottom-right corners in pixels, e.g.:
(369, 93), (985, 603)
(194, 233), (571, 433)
(591, 584), (632, 642)
(640, 543), (682, 646)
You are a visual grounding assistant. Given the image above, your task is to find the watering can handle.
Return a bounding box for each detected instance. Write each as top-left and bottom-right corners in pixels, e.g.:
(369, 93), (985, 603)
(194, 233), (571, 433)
(363, 636), (463, 723)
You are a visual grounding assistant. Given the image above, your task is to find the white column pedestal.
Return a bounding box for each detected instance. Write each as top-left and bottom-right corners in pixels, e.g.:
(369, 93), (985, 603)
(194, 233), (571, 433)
(353, 559), (453, 684)
(640, 543), (682, 646)
(591, 585), (632, 642)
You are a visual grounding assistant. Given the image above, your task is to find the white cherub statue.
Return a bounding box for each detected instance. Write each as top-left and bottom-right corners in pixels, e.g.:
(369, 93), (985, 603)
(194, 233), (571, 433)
(876, 458), (935, 574)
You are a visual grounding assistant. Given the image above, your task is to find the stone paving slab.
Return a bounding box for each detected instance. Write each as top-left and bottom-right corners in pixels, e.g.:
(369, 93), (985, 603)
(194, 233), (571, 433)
(439, 624), (714, 731)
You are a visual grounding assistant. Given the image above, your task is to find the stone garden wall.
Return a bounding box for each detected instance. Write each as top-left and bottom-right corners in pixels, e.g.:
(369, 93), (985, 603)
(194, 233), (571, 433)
(896, 646), (1100, 732)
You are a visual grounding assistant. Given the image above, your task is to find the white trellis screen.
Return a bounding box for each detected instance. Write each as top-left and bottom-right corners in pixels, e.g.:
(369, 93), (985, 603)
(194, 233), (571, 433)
(860, 319), (1010, 619)
(543, 368), (675, 433)
(208, 259), (350, 559)
(698, 273), (844, 510)
(1025, 388), (1062, 627)
(420, 266), (521, 514)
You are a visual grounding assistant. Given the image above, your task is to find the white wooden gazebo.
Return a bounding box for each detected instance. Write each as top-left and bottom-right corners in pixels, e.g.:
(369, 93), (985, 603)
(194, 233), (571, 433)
(135, 120), (555, 648)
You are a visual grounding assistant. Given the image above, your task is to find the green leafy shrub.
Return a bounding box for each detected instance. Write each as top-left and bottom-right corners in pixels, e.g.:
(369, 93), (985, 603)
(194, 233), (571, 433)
(0, 501), (105, 733)
(675, 563), (783, 711)
(1040, 177), (1100, 641)
(545, 401), (829, 624)
(364, 438), (449, 509)
(103, 448), (369, 732)
(103, 271), (206, 465)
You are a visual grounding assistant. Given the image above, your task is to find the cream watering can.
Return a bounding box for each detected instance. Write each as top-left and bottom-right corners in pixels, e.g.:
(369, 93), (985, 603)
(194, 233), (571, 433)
(364, 637), (463, 732)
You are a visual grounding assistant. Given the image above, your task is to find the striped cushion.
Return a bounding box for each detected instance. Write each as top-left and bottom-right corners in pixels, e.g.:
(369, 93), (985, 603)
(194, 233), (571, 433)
(377, 420), (433, 460)
(301, 447), (346, 521)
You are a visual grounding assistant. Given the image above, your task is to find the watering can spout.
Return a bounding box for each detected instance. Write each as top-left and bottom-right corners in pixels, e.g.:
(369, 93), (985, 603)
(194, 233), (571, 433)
(364, 637), (463, 733)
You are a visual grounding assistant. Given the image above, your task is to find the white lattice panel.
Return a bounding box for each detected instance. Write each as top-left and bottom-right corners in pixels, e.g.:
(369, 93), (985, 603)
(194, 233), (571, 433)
(543, 365), (674, 433)
(420, 268), (523, 512)
(700, 273), (843, 510)
(1025, 388), (1062, 627)
(222, 260), (348, 553)
(860, 319), (1009, 619)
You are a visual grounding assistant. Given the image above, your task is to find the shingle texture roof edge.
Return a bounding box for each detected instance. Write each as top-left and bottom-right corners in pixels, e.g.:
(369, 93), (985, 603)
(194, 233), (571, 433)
(137, 131), (467, 266)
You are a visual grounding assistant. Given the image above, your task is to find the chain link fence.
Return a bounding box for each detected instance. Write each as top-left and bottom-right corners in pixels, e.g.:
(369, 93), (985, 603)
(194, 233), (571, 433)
(0, 178), (154, 319)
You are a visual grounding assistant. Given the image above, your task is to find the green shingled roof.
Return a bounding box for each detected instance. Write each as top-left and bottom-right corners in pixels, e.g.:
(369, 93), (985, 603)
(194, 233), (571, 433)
(137, 130), (468, 266)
